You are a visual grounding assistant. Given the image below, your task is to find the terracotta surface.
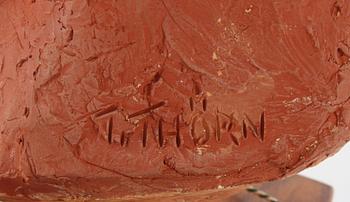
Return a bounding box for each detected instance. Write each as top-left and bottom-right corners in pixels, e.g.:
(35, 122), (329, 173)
(0, 0), (349, 200)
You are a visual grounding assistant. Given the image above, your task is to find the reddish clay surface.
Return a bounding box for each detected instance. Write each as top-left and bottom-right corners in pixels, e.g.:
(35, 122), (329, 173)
(0, 0), (350, 200)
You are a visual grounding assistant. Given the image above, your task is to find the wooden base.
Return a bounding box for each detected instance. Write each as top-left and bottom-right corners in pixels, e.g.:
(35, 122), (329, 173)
(228, 175), (333, 202)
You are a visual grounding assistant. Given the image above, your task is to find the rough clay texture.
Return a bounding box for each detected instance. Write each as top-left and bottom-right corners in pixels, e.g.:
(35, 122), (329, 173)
(0, 0), (350, 200)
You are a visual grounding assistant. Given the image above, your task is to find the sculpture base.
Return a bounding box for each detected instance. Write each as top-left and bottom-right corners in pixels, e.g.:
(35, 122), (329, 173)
(229, 175), (333, 202)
